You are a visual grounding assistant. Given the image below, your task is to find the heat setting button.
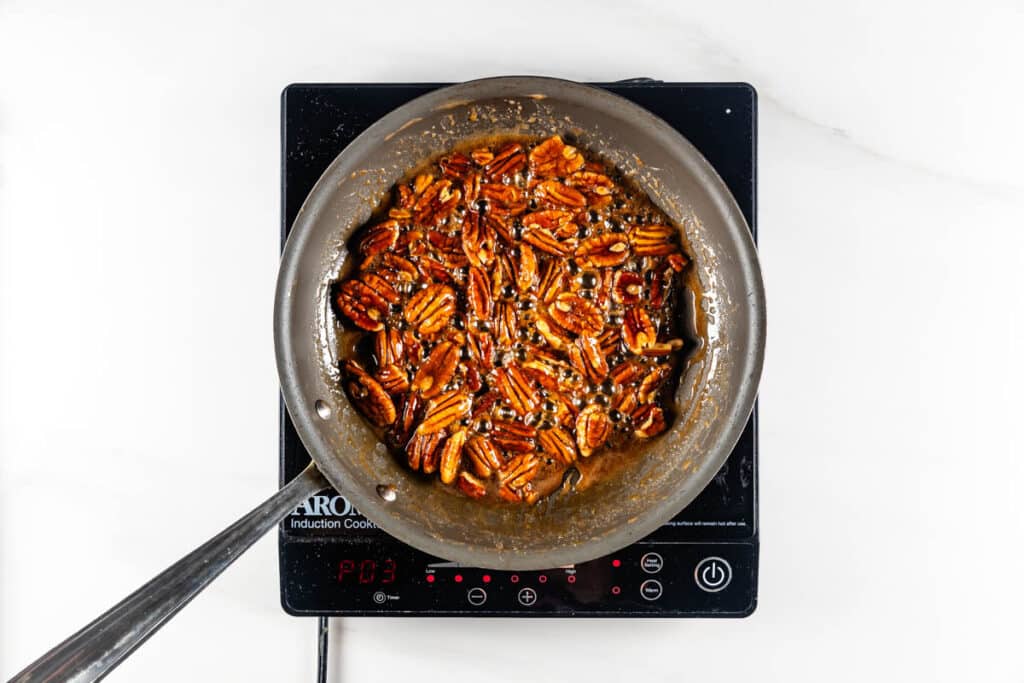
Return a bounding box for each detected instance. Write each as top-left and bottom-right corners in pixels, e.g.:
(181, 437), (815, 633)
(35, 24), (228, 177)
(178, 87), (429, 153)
(466, 587), (487, 606)
(694, 557), (732, 593)
(517, 587), (538, 607)
(640, 552), (664, 574)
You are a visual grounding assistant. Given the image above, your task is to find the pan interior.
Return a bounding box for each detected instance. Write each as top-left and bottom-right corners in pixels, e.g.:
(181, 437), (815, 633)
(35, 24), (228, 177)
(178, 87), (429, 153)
(275, 77), (764, 570)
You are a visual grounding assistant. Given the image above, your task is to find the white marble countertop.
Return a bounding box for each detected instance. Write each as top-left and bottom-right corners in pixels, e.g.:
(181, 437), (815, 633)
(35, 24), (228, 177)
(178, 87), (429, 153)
(2, 1), (1022, 681)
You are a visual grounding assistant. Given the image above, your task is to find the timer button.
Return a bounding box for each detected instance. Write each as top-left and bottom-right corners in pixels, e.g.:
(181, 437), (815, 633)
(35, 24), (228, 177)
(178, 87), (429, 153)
(640, 552), (664, 574)
(467, 587), (488, 606)
(640, 579), (663, 601)
(694, 557), (732, 593)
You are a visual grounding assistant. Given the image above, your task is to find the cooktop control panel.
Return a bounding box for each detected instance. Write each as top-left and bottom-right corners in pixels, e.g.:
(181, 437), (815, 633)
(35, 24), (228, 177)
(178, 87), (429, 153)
(279, 81), (758, 618)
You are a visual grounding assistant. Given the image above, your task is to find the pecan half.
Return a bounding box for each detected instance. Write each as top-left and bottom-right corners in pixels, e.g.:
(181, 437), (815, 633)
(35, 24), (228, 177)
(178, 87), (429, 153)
(358, 220), (400, 259)
(568, 336), (609, 384)
(534, 315), (568, 349)
(342, 360), (396, 426)
(567, 170), (615, 204)
(374, 327), (404, 366)
(470, 148), (494, 166)
(633, 404), (667, 438)
(629, 224), (678, 256)
(536, 180), (587, 209)
(612, 270), (644, 305)
(523, 225), (573, 257)
(375, 364), (410, 395)
(495, 365), (539, 417)
(467, 266), (493, 319)
(667, 252), (690, 272)
(413, 179), (461, 226)
(610, 360), (644, 385)
(465, 435), (503, 478)
(523, 210), (576, 239)
(456, 471), (487, 498)
(516, 244), (538, 292)
(396, 393), (421, 443)
(549, 293), (603, 337)
(537, 259), (566, 304)
(405, 284), (456, 335)
(377, 252), (419, 283)
(597, 327), (621, 355)
(439, 428), (467, 484)
(417, 389), (471, 434)
(439, 152), (472, 180)
(538, 427), (578, 465)
(411, 341), (459, 399)
(622, 307), (657, 355)
(462, 210), (496, 268)
(498, 453), (540, 489)
(480, 183), (523, 211)
(407, 430), (444, 473)
(360, 272), (400, 304)
(575, 233), (629, 267)
(528, 135), (585, 178)
(638, 366), (670, 403)
(336, 279), (388, 332)
(576, 405), (611, 457)
(494, 301), (518, 346)
(466, 330), (495, 370)
(491, 419), (537, 453)
(428, 230), (469, 268)
(484, 142), (526, 180)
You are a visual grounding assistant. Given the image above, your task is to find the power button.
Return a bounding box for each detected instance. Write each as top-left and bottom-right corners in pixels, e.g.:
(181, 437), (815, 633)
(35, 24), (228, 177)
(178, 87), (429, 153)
(694, 557), (732, 593)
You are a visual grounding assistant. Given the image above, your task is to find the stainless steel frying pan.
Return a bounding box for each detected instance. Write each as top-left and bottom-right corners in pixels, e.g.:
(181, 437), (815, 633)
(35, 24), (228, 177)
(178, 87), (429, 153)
(11, 76), (765, 683)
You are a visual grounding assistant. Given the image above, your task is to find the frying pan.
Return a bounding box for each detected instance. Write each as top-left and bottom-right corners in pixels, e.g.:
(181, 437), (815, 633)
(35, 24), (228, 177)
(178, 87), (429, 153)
(11, 76), (765, 683)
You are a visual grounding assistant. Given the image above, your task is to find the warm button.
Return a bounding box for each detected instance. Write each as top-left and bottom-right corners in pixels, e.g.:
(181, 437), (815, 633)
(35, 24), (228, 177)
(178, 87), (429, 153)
(639, 579), (663, 601)
(694, 557), (732, 593)
(517, 587), (538, 607)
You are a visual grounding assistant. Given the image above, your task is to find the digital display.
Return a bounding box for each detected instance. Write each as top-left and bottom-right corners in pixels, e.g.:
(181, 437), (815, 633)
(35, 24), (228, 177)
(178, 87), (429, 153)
(337, 559), (397, 584)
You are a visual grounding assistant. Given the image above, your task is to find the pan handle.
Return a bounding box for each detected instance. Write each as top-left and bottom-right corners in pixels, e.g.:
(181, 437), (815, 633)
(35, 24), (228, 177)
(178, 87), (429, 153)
(9, 463), (329, 683)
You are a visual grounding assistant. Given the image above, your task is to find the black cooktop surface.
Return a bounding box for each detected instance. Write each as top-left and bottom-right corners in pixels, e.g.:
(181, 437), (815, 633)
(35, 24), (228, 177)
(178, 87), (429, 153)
(279, 81), (758, 617)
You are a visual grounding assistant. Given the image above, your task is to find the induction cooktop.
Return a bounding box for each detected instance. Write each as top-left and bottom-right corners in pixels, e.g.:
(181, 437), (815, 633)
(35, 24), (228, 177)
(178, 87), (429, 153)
(279, 80), (758, 618)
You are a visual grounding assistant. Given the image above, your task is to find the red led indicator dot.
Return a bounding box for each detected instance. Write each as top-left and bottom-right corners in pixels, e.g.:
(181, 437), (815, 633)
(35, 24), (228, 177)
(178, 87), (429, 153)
(567, 575), (577, 584)
(612, 559), (622, 568)
(510, 575), (520, 583)
(454, 574), (463, 583)
(538, 575), (548, 584)
(425, 574), (435, 584)
(611, 586), (621, 595)
(483, 574), (492, 584)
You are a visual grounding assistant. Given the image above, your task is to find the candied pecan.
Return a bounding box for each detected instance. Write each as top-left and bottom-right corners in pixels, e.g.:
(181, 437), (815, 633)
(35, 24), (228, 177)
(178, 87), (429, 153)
(638, 365), (670, 403)
(411, 341), (459, 399)
(515, 244), (538, 291)
(567, 170), (615, 203)
(375, 364), (410, 395)
(466, 330), (495, 370)
(494, 365), (539, 417)
(549, 293), (603, 337)
(358, 220), (400, 259)
(576, 233), (630, 267)
(633, 404), (667, 438)
(523, 210), (576, 239)
(622, 307), (657, 355)
(522, 356), (561, 391)
(462, 210), (496, 268)
(359, 272), (400, 304)
(597, 327), (621, 356)
(456, 471), (487, 498)
(377, 252), (419, 282)
(439, 428), (467, 484)
(480, 183), (523, 211)
(336, 279), (388, 332)
(491, 419), (537, 453)
(342, 360), (396, 427)
(417, 389), (472, 434)
(413, 179), (461, 226)
(470, 148), (494, 166)
(374, 328), (404, 366)
(535, 180), (587, 209)
(538, 427), (578, 465)
(494, 301), (518, 346)
(537, 259), (566, 304)
(568, 336), (609, 384)
(418, 256), (456, 285)
(667, 252), (689, 272)
(534, 315), (568, 349)
(407, 430), (444, 473)
(576, 405), (611, 457)
(498, 453), (540, 488)
(612, 270), (644, 305)
(528, 135), (585, 178)
(467, 266), (493, 319)
(396, 393), (421, 443)
(439, 152), (472, 180)
(427, 230), (469, 268)
(610, 360), (644, 385)
(405, 284), (456, 335)
(630, 224), (679, 256)
(484, 142), (526, 180)
(523, 225), (573, 257)
(465, 435), (502, 477)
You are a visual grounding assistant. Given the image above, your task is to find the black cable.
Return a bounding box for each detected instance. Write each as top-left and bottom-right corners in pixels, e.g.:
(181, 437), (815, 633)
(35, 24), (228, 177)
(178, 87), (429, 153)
(316, 617), (329, 683)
